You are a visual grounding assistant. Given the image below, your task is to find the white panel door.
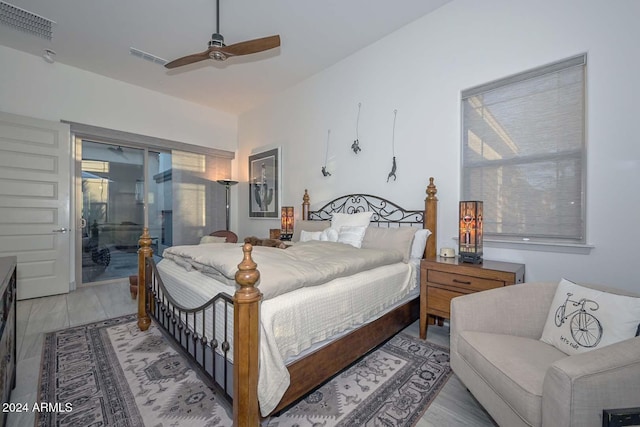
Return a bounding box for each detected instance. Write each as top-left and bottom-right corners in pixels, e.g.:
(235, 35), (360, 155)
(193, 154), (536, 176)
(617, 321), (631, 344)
(0, 112), (71, 299)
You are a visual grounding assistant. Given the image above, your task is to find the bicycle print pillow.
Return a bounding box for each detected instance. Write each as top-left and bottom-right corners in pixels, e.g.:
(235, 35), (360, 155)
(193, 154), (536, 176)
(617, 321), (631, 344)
(540, 279), (640, 355)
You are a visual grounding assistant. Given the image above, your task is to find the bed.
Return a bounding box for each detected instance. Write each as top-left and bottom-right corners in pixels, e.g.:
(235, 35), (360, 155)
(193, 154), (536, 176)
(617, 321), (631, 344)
(136, 177), (439, 425)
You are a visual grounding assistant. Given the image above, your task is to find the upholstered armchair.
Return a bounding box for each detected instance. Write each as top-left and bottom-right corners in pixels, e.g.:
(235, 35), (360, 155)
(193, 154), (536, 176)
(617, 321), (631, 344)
(450, 281), (640, 427)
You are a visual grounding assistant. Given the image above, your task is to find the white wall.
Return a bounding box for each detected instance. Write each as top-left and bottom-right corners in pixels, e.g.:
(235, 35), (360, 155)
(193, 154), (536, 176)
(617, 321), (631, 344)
(237, 0), (640, 292)
(0, 45), (241, 288)
(0, 45), (237, 151)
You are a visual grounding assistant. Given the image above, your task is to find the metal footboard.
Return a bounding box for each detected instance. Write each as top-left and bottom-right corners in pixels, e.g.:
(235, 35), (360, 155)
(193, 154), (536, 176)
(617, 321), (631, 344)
(145, 257), (235, 403)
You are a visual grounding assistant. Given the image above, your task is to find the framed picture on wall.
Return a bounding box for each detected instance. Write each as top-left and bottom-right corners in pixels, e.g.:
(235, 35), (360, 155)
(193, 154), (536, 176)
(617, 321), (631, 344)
(249, 147), (280, 218)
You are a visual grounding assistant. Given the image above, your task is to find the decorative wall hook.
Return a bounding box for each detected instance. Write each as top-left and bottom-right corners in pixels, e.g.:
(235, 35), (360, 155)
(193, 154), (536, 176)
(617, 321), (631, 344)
(387, 109), (398, 182)
(351, 102), (362, 154)
(322, 129), (332, 177)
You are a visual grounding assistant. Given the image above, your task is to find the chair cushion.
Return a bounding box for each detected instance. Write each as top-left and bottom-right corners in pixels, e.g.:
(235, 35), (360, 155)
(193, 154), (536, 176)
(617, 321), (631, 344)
(457, 331), (567, 426)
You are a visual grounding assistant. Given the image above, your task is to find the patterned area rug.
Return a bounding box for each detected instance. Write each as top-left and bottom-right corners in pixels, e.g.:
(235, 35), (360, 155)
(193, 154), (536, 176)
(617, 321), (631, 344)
(38, 314), (451, 427)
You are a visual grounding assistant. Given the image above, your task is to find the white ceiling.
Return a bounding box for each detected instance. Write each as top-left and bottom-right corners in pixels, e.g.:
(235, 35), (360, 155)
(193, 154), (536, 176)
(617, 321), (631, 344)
(0, 0), (451, 115)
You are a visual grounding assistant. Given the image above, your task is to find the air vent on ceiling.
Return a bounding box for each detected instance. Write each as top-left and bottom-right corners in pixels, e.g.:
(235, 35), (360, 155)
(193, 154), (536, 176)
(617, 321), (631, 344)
(0, 1), (55, 40)
(129, 47), (168, 66)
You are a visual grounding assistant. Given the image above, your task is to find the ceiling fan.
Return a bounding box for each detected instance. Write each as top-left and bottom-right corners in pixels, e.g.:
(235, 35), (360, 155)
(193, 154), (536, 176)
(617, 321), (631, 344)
(108, 145), (128, 159)
(165, 0), (281, 69)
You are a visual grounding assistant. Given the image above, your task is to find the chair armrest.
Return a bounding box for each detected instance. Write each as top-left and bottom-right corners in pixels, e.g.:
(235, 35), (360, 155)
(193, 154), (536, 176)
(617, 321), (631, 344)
(542, 337), (640, 427)
(450, 282), (558, 356)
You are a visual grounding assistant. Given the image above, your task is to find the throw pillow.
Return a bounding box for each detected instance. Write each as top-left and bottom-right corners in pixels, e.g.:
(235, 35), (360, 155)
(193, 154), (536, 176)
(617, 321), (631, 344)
(292, 220), (330, 242)
(540, 279), (640, 355)
(331, 212), (373, 231)
(300, 230), (323, 242)
(319, 227), (339, 242)
(199, 235), (227, 244)
(337, 225), (367, 248)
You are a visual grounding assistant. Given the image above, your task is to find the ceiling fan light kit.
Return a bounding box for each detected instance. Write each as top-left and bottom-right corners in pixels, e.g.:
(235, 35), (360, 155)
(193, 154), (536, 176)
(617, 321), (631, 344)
(165, 0), (281, 69)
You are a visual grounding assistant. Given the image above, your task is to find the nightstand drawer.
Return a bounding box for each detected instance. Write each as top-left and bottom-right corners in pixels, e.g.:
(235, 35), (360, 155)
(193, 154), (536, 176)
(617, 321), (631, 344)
(427, 270), (503, 292)
(427, 286), (464, 316)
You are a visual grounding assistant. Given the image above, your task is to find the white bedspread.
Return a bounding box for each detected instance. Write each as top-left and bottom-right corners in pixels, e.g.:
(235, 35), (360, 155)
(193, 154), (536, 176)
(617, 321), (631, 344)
(155, 249), (417, 415)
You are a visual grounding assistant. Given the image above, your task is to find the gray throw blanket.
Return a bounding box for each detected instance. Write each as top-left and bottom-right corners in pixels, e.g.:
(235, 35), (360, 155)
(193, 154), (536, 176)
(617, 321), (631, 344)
(162, 240), (403, 300)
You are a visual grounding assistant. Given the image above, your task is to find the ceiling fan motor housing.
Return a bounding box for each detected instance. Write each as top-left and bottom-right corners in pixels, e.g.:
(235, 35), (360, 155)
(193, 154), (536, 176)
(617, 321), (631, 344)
(209, 33), (225, 47)
(208, 33), (227, 61)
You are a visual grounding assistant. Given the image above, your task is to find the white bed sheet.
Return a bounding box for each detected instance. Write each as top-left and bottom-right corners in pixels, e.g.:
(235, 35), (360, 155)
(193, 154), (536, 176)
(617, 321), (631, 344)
(154, 255), (418, 415)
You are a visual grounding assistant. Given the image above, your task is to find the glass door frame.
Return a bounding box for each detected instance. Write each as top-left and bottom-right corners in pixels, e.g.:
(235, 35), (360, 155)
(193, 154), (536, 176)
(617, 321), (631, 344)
(73, 137), (152, 287)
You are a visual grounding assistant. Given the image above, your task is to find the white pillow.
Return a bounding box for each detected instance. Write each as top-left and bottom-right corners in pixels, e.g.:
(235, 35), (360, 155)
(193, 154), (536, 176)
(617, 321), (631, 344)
(293, 220), (331, 242)
(331, 212), (373, 231)
(300, 230), (323, 242)
(199, 235), (227, 244)
(337, 225), (367, 248)
(410, 229), (432, 259)
(319, 228), (339, 242)
(540, 279), (640, 355)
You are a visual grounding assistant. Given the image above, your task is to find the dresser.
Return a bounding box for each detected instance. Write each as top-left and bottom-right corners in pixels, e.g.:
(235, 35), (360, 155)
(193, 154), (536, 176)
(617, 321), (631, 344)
(0, 256), (16, 427)
(419, 257), (524, 339)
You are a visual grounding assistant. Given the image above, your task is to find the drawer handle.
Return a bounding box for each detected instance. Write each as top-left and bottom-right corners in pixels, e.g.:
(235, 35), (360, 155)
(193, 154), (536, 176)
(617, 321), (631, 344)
(452, 279), (472, 285)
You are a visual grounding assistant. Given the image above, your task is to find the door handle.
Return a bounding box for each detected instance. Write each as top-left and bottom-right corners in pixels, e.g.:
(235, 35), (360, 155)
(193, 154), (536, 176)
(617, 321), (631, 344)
(52, 228), (68, 233)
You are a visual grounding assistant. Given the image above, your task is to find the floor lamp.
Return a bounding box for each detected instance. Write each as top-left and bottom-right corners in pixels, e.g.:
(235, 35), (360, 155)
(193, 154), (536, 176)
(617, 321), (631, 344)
(216, 179), (238, 231)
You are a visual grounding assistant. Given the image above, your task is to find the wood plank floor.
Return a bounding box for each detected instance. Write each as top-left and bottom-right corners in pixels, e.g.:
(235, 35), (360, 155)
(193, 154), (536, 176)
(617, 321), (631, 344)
(7, 281), (495, 427)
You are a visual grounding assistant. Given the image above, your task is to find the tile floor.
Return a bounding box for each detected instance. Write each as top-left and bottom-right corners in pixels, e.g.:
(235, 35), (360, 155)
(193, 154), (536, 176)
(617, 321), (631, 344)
(8, 280), (137, 427)
(7, 282), (494, 426)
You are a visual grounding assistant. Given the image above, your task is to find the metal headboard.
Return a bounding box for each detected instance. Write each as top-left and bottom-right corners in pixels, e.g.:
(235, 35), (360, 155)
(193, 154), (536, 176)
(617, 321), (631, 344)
(304, 192), (423, 226)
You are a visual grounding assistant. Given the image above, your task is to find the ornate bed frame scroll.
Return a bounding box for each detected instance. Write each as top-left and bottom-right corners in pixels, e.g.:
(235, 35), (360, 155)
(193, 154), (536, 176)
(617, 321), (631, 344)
(136, 177), (438, 426)
(302, 176), (438, 259)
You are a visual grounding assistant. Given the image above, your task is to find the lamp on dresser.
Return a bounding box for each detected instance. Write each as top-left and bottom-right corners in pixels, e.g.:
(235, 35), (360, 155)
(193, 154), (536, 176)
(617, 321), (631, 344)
(216, 179), (238, 231)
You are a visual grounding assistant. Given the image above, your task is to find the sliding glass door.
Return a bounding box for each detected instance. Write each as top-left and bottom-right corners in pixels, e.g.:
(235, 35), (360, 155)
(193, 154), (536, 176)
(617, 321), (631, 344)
(81, 141), (147, 283)
(75, 135), (229, 286)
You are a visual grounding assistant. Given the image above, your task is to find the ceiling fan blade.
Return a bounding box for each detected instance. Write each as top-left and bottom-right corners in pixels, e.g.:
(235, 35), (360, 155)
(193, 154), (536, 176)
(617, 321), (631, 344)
(220, 35), (281, 57)
(165, 49), (212, 69)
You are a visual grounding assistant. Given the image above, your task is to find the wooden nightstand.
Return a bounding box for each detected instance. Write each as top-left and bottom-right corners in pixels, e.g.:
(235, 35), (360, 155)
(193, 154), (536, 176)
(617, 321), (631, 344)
(419, 257), (525, 339)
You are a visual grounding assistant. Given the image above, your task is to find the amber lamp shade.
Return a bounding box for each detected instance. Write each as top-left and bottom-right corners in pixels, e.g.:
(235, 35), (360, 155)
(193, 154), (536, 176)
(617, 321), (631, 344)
(280, 206), (294, 241)
(459, 201), (483, 264)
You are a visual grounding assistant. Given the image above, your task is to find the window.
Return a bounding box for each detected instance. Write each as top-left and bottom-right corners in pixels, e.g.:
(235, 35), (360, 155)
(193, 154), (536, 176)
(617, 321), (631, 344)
(461, 54), (586, 244)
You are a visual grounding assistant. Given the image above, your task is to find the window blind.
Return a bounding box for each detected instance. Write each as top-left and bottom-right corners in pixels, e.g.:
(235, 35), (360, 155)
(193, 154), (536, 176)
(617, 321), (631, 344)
(461, 54), (586, 242)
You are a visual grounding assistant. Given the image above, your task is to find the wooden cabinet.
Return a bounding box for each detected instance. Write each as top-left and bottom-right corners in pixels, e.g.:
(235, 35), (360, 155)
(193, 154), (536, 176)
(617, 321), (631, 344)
(0, 256), (16, 427)
(419, 257), (524, 339)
